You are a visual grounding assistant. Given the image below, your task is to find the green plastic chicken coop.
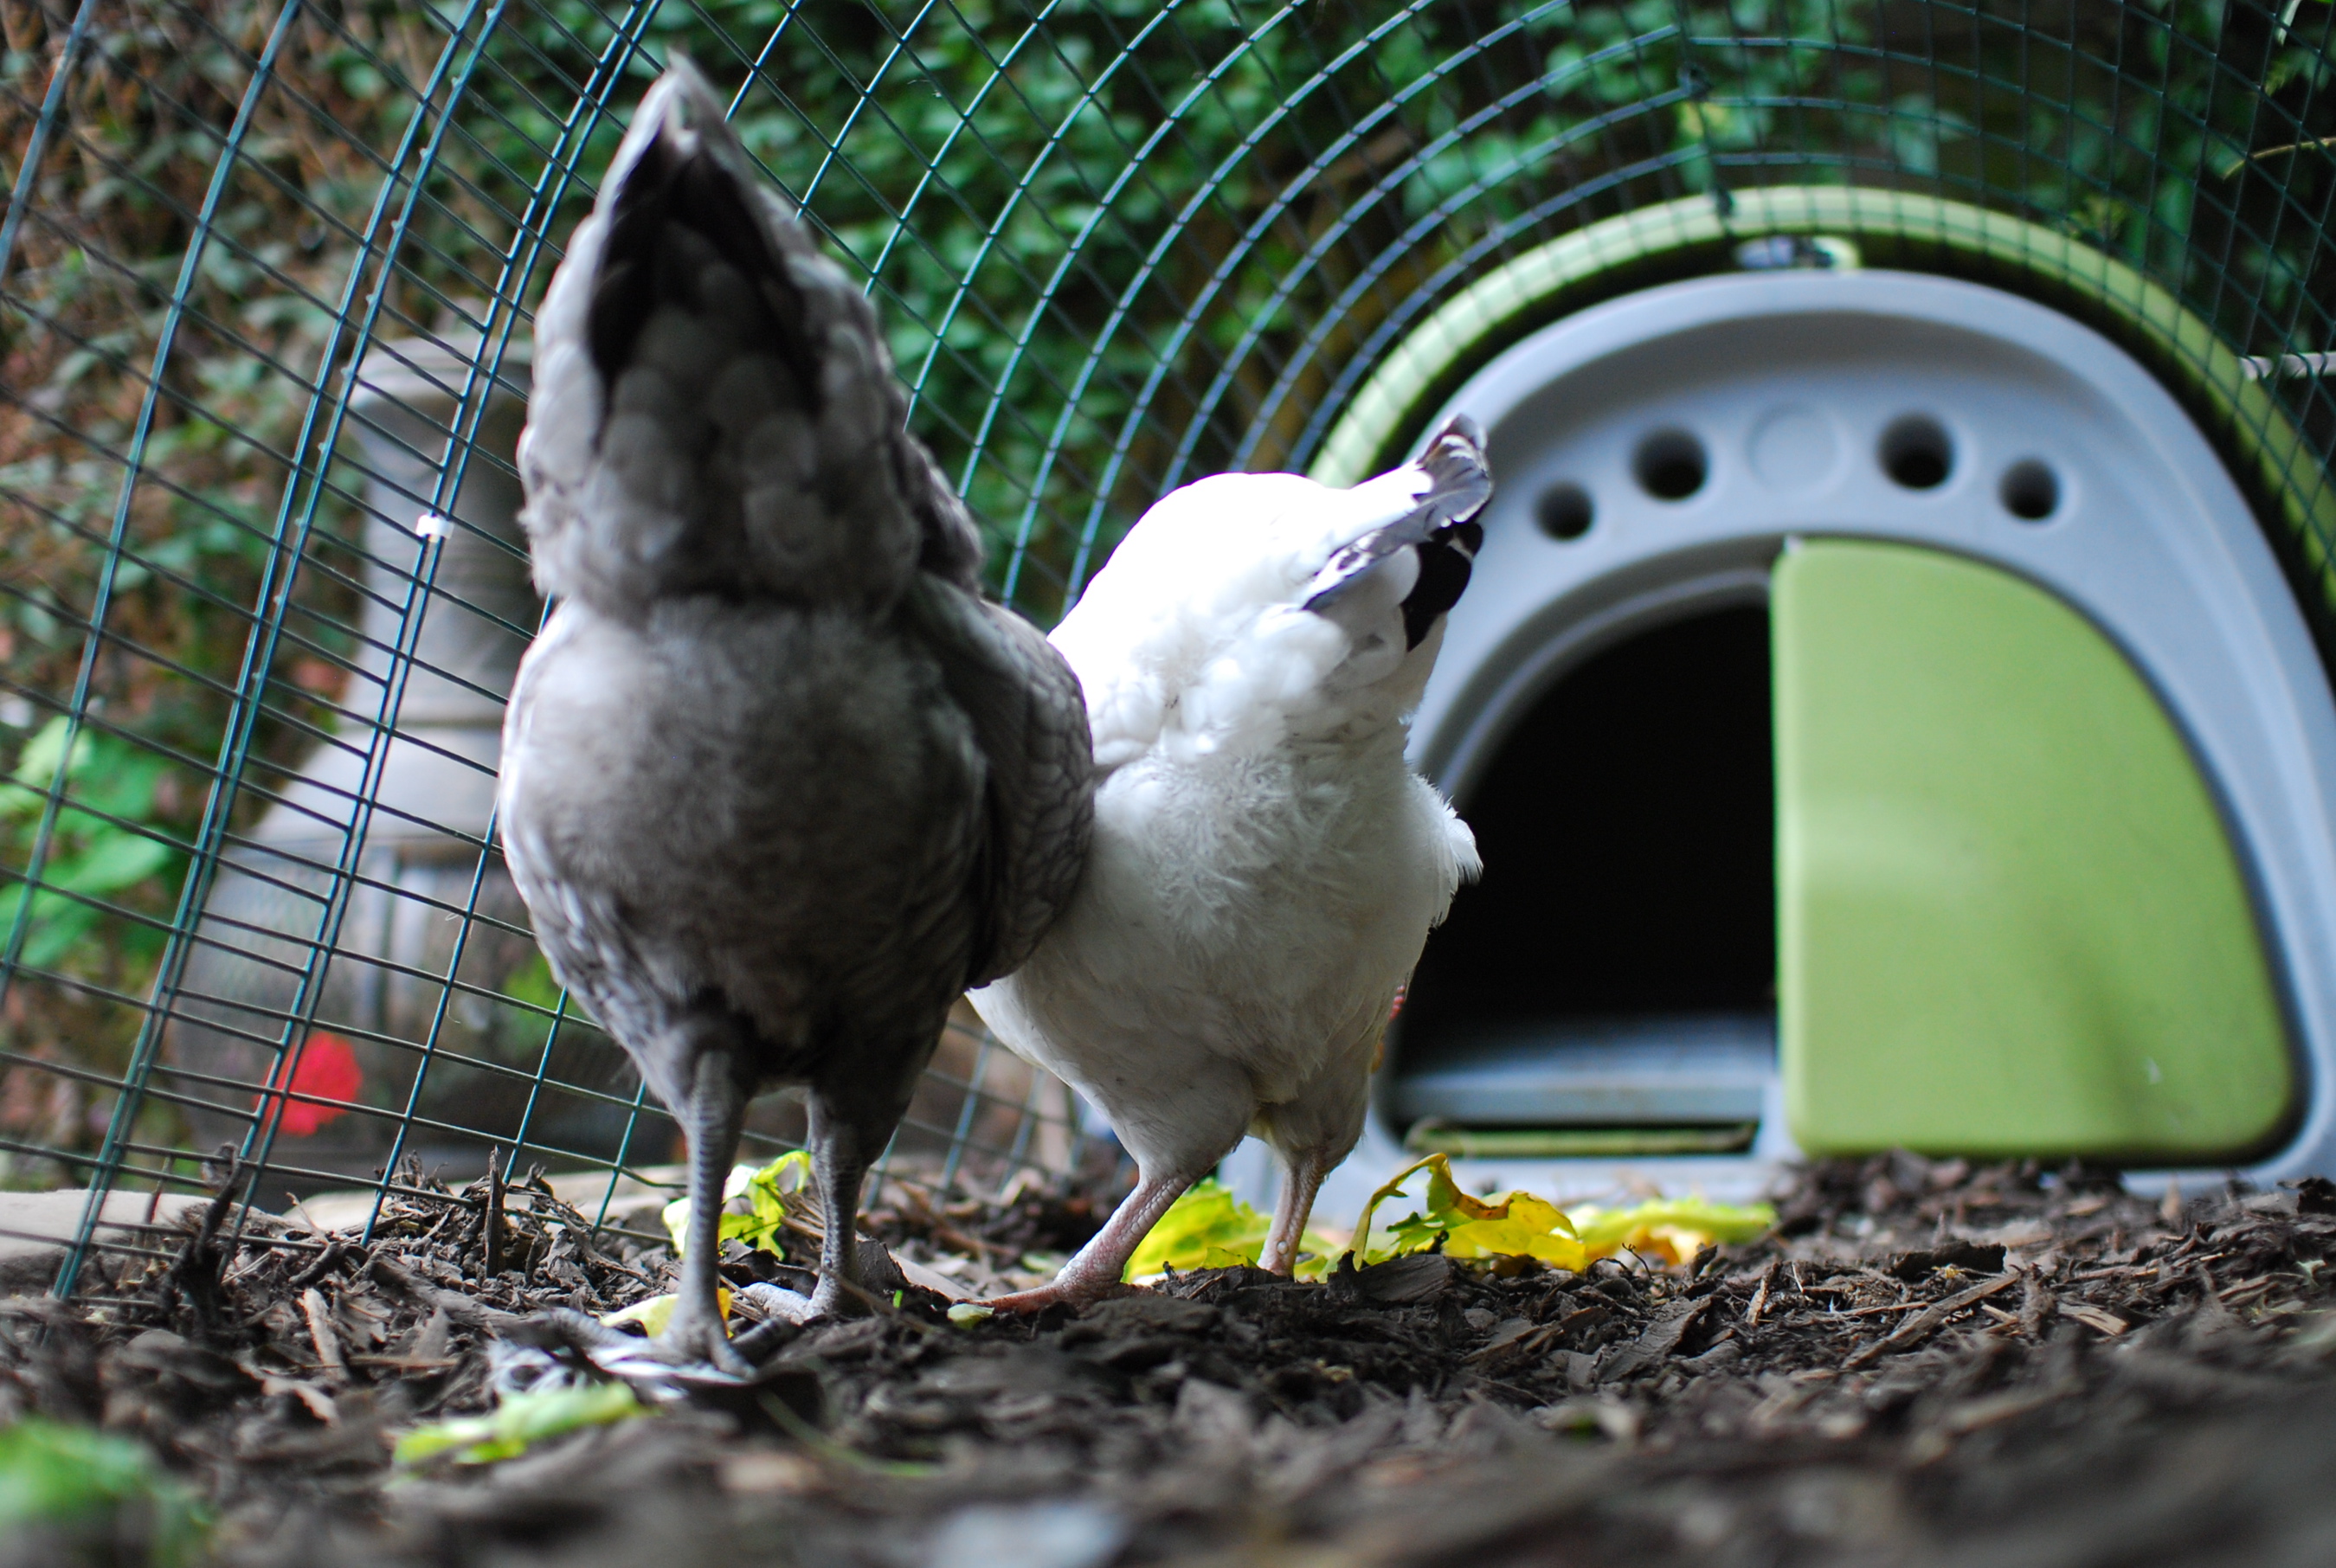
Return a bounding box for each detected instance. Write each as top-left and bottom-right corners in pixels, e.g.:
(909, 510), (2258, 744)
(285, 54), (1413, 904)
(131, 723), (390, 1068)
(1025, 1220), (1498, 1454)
(3, 2), (2335, 1288)
(1329, 189), (2336, 1214)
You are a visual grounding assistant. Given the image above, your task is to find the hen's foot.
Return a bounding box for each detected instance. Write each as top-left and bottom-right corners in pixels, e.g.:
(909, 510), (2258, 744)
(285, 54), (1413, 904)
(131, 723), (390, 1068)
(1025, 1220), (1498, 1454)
(651, 1308), (757, 1379)
(502, 1308), (757, 1400)
(974, 1278), (1136, 1315)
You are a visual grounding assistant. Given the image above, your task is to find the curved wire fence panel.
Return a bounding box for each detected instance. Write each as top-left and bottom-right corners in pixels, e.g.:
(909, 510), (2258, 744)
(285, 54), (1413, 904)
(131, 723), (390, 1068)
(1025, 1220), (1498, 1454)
(1, 0), (2330, 1293)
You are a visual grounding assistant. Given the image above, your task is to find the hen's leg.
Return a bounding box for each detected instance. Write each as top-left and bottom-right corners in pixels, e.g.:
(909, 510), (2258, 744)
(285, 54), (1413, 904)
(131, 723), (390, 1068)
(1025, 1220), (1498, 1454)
(1252, 1038), (1374, 1277)
(982, 1056), (1257, 1314)
(659, 1045), (751, 1374)
(981, 1162), (1211, 1313)
(1258, 1147), (1332, 1276)
(803, 1082), (907, 1319)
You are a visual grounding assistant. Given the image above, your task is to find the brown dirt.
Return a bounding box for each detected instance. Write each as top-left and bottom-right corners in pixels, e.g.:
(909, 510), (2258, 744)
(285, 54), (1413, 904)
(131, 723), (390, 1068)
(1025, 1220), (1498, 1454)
(10, 1154), (2336, 1567)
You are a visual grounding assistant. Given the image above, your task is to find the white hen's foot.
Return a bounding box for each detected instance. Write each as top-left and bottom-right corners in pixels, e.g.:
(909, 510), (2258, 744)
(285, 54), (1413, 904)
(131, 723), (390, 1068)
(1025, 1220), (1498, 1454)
(977, 1276), (1135, 1314)
(982, 1169), (1201, 1313)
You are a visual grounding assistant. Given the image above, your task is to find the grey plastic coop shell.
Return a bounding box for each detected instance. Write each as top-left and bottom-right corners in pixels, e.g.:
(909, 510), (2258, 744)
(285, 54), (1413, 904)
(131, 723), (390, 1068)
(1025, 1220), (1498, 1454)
(1243, 197), (2336, 1221)
(158, 341), (645, 1180)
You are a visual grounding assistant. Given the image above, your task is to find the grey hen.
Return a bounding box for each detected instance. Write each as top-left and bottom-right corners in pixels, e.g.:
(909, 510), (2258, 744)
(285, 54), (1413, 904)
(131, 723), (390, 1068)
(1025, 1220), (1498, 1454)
(497, 62), (1092, 1370)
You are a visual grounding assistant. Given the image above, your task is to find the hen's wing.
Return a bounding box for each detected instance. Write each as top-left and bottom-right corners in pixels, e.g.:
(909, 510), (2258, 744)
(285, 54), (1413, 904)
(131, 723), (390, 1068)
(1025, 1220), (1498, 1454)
(904, 578), (1094, 987)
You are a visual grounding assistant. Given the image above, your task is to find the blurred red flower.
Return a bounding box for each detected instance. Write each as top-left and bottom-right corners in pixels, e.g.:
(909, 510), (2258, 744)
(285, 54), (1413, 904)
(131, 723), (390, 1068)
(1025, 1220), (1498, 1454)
(254, 1032), (362, 1139)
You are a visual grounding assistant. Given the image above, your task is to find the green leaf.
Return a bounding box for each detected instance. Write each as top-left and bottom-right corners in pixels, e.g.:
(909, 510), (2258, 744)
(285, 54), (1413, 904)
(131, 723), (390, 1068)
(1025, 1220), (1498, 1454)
(662, 1149), (813, 1258)
(16, 894), (100, 971)
(6, 716), (83, 793)
(502, 950), (565, 1013)
(393, 1381), (647, 1467)
(51, 826), (176, 896)
(0, 1419), (209, 1567)
(1123, 1179), (1269, 1279)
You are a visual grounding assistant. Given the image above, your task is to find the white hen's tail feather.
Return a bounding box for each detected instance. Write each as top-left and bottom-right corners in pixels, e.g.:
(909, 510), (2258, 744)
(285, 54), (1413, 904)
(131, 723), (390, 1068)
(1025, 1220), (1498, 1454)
(1055, 417), (1490, 770)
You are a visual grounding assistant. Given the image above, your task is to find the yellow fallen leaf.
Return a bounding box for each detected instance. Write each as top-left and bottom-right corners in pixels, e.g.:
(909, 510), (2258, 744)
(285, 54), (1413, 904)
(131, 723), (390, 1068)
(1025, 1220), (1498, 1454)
(1442, 1193), (1589, 1270)
(1351, 1154), (1766, 1272)
(598, 1287), (730, 1336)
(1353, 1154), (1583, 1265)
(1569, 1198), (1775, 1265)
(1124, 1179), (1342, 1281)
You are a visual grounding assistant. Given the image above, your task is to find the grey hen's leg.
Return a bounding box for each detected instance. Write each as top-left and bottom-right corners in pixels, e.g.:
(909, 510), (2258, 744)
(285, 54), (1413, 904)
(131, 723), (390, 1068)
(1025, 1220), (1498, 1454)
(660, 1044), (752, 1375)
(804, 1076), (916, 1319)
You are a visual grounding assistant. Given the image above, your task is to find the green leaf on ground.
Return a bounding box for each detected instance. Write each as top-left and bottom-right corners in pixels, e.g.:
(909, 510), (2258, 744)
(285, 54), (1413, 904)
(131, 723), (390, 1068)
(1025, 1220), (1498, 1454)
(1124, 1179), (1341, 1281)
(662, 1149), (813, 1258)
(394, 1381), (647, 1467)
(0, 1418), (209, 1567)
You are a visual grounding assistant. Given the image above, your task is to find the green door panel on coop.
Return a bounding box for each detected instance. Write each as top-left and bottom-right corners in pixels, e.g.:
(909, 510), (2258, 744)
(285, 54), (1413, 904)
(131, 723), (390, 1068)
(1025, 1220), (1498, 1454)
(1773, 540), (2294, 1160)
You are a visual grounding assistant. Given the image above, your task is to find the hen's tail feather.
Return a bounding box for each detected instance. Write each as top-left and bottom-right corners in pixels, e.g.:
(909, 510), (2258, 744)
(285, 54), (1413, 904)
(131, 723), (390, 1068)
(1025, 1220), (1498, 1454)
(518, 60), (984, 612)
(587, 103), (819, 408)
(1302, 414), (1490, 648)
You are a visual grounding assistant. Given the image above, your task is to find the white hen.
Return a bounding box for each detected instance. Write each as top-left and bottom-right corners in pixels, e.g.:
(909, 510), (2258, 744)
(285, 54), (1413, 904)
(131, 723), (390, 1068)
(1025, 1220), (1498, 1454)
(970, 420), (1490, 1305)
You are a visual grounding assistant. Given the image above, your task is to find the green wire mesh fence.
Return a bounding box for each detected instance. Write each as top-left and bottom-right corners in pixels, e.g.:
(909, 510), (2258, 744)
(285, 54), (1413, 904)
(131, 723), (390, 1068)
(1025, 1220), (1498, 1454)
(2, 0), (2332, 1296)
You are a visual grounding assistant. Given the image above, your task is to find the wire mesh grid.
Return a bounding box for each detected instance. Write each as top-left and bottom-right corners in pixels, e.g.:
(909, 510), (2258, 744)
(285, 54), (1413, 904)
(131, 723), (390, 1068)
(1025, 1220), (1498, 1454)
(3, 0), (2333, 1297)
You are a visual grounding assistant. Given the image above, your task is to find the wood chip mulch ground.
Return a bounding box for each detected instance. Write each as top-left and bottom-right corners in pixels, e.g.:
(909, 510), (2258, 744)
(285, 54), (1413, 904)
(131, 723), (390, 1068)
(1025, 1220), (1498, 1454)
(8, 1153), (2336, 1567)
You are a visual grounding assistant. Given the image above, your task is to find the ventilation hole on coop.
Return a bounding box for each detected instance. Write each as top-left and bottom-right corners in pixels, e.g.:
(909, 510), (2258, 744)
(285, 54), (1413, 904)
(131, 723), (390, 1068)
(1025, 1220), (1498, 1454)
(1634, 428), (1708, 501)
(1536, 482), (1595, 540)
(1880, 414), (1953, 490)
(2000, 459), (2060, 521)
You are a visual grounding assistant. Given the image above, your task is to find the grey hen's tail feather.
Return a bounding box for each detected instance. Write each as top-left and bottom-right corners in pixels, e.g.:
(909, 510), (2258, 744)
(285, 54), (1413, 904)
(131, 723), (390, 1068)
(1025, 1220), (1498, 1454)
(1303, 414), (1491, 649)
(517, 60), (983, 616)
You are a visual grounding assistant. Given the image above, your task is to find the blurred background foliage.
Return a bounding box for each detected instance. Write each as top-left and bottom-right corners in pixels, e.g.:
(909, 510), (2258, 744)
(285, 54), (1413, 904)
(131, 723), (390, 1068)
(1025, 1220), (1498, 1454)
(1, 0), (2330, 1179)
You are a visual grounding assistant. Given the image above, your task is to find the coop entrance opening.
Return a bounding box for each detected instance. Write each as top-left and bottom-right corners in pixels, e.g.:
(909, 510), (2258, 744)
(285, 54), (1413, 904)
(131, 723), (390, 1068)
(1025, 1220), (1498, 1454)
(1393, 605), (1775, 1157)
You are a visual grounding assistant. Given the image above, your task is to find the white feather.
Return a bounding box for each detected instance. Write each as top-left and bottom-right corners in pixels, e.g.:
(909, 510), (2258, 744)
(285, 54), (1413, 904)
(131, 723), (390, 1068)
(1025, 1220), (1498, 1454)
(972, 441), (1486, 1251)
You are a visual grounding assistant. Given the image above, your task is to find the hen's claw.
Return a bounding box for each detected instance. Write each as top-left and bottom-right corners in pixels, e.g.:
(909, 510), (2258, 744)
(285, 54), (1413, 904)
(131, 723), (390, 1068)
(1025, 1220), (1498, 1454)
(652, 1314), (756, 1379)
(502, 1308), (758, 1402)
(975, 1278), (1135, 1314)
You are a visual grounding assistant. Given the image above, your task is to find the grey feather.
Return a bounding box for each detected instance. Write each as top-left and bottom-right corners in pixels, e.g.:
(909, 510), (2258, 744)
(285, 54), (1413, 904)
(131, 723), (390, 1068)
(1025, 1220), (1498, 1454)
(498, 61), (1091, 1351)
(899, 578), (1094, 986)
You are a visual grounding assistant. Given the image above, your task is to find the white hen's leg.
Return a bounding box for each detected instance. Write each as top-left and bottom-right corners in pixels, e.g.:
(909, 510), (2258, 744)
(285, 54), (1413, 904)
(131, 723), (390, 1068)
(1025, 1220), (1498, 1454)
(983, 1164), (1208, 1313)
(974, 1042), (1257, 1313)
(1252, 1029), (1377, 1277)
(1258, 1148), (1331, 1276)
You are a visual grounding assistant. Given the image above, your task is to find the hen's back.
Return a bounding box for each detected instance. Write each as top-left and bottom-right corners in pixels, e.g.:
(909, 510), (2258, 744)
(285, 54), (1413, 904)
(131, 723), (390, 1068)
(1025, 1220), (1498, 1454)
(499, 64), (1091, 1095)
